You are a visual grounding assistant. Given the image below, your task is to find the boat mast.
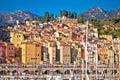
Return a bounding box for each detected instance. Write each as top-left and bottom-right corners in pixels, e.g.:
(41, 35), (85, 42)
(85, 21), (89, 80)
(109, 40), (114, 80)
(118, 38), (120, 80)
(112, 40), (115, 80)
(82, 59), (84, 80)
(95, 44), (98, 80)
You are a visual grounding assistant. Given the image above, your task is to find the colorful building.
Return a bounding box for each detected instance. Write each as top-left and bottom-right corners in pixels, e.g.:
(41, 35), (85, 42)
(0, 43), (6, 63)
(49, 46), (57, 64)
(0, 42), (15, 63)
(10, 30), (24, 48)
(98, 47), (109, 64)
(46, 41), (57, 64)
(20, 41), (42, 65)
(60, 44), (71, 64)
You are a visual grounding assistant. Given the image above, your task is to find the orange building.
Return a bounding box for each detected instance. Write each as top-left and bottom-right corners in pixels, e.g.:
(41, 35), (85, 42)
(20, 41), (42, 65)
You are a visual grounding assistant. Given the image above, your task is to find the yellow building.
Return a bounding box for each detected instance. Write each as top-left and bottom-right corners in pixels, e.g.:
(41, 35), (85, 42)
(98, 47), (109, 64)
(99, 35), (113, 41)
(10, 30), (24, 48)
(20, 41), (42, 65)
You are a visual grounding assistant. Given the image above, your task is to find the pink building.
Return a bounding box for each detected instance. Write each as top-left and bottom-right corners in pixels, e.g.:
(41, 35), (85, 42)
(0, 42), (15, 63)
(0, 44), (6, 63)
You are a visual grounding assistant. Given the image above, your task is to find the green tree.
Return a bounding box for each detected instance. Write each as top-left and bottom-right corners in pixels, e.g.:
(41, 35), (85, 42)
(37, 16), (41, 21)
(60, 10), (77, 19)
(77, 14), (83, 23)
(113, 29), (120, 38)
(60, 10), (68, 17)
(33, 17), (37, 20)
(49, 13), (54, 21)
(89, 18), (102, 29)
(43, 12), (50, 22)
(68, 11), (72, 18)
(99, 29), (104, 35)
(72, 12), (77, 19)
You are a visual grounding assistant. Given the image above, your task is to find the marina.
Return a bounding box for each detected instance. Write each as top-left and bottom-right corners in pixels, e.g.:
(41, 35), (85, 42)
(0, 1), (120, 80)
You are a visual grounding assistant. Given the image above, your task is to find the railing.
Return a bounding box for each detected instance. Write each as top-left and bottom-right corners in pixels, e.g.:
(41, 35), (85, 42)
(0, 63), (119, 80)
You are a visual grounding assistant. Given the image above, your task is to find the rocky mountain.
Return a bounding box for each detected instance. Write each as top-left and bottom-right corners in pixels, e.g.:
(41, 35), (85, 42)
(0, 7), (120, 27)
(0, 10), (40, 27)
(82, 6), (120, 19)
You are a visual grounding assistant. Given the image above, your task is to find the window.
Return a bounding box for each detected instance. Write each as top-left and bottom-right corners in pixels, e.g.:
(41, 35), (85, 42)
(31, 58), (37, 60)
(9, 53), (13, 57)
(36, 54), (39, 56)
(53, 50), (55, 53)
(36, 44), (39, 47)
(17, 34), (21, 38)
(104, 54), (108, 59)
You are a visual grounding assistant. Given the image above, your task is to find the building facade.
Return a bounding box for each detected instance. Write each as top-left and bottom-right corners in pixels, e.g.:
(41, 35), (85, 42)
(60, 44), (71, 64)
(0, 42), (15, 63)
(20, 41), (42, 65)
(10, 31), (24, 48)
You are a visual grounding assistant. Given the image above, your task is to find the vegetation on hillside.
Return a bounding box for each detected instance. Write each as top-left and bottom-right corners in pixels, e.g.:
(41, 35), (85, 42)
(60, 10), (77, 19)
(89, 16), (120, 38)
(37, 10), (120, 38)
(43, 12), (55, 22)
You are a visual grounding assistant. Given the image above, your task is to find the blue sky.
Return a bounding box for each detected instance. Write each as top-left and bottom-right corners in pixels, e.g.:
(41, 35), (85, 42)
(0, 0), (120, 16)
